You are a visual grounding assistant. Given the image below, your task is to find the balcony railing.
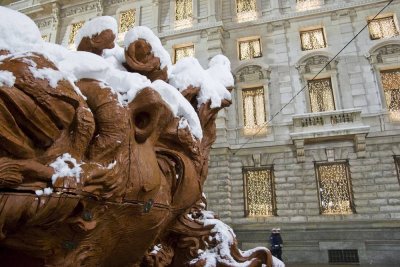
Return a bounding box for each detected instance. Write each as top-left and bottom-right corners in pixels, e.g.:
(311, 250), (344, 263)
(290, 109), (370, 162)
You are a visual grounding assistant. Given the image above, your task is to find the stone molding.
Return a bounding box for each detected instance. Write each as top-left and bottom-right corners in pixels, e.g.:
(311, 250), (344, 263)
(60, 0), (103, 18)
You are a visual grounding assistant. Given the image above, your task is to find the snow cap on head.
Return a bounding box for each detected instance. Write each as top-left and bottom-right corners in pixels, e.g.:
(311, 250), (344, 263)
(75, 16), (118, 47)
(124, 26), (172, 69)
(206, 55), (234, 88)
(0, 6), (43, 53)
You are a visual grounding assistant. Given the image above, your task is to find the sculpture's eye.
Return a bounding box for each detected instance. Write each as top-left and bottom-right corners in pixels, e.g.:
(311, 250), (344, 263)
(156, 151), (183, 198)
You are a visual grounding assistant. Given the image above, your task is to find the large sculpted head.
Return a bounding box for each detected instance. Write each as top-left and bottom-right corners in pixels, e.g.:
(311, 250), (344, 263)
(0, 7), (282, 267)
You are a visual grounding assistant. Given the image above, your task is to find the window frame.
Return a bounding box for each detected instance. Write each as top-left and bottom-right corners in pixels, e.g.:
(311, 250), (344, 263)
(307, 77), (336, 113)
(68, 21), (85, 49)
(300, 27), (327, 51)
(241, 85), (268, 135)
(174, 0), (194, 29)
(238, 38), (263, 61)
(242, 166), (276, 217)
(173, 43), (195, 64)
(368, 14), (399, 40)
(314, 161), (355, 215)
(378, 68), (400, 121)
(235, 0), (258, 23)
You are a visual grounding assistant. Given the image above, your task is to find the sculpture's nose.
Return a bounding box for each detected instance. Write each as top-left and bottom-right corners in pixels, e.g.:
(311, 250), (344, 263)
(130, 88), (173, 144)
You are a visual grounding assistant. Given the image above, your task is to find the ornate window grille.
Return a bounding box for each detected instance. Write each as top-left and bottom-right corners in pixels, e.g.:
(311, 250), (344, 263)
(395, 156), (400, 184)
(239, 39), (262, 60)
(368, 16), (399, 40)
(243, 167), (275, 216)
(174, 45), (194, 63)
(236, 0), (257, 22)
(308, 78), (335, 112)
(242, 87), (266, 135)
(175, 0), (193, 29)
(69, 21), (84, 46)
(380, 69), (400, 121)
(315, 162), (354, 215)
(300, 28), (326, 51)
(119, 9), (136, 34)
(296, 0), (322, 11)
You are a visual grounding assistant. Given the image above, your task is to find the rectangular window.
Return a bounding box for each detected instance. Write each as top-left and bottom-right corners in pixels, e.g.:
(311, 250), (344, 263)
(300, 28), (326, 51)
(175, 0), (193, 29)
(296, 0), (322, 11)
(242, 87), (266, 135)
(174, 45), (194, 63)
(368, 16), (399, 40)
(380, 69), (400, 121)
(315, 162), (354, 215)
(69, 21), (84, 46)
(308, 78), (335, 113)
(239, 39), (262, 60)
(236, 0), (257, 22)
(119, 9), (136, 34)
(243, 167), (275, 216)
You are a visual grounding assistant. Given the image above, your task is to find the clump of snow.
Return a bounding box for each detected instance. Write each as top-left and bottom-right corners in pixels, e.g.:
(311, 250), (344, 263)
(0, 70), (15, 87)
(106, 160), (116, 170)
(207, 55), (234, 88)
(29, 66), (65, 88)
(124, 26), (172, 69)
(169, 57), (232, 108)
(151, 80), (202, 140)
(50, 153), (82, 184)
(35, 187), (53, 196)
(103, 43), (126, 70)
(0, 7), (43, 53)
(191, 210), (285, 267)
(75, 16), (118, 48)
(151, 244), (162, 255)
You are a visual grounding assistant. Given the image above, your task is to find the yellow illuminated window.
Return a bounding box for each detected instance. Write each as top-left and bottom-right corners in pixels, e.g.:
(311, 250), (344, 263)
(296, 0), (322, 11)
(174, 45), (194, 63)
(308, 78), (335, 113)
(42, 35), (48, 41)
(316, 162), (354, 215)
(175, 0), (193, 29)
(236, 0), (257, 22)
(368, 16), (399, 40)
(380, 69), (400, 121)
(69, 21), (84, 45)
(239, 39), (261, 60)
(243, 168), (275, 216)
(300, 28), (326, 51)
(119, 9), (136, 34)
(242, 87), (266, 135)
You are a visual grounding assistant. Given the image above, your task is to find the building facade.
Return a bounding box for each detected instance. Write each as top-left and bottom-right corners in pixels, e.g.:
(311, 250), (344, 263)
(3, 0), (400, 265)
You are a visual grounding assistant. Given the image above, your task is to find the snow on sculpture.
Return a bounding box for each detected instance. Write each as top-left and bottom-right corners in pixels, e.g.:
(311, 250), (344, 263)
(0, 7), (284, 267)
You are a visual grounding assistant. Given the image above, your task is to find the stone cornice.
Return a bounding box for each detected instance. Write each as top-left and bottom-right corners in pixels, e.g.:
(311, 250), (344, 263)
(60, 0), (102, 18)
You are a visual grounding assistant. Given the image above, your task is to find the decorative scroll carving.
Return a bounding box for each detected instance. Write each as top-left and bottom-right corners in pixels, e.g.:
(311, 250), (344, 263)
(235, 65), (267, 83)
(376, 44), (400, 63)
(61, 1), (103, 18)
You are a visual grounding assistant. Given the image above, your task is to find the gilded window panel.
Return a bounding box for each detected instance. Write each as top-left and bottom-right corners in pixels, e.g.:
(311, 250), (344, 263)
(243, 167), (275, 216)
(380, 69), (400, 121)
(300, 28), (326, 51)
(69, 21), (84, 45)
(315, 162), (354, 215)
(239, 39), (262, 60)
(175, 0), (192, 29)
(368, 16), (399, 40)
(174, 45), (194, 63)
(296, 0), (322, 11)
(119, 9), (136, 33)
(308, 78), (335, 113)
(236, 0), (257, 22)
(242, 87), (266, 135)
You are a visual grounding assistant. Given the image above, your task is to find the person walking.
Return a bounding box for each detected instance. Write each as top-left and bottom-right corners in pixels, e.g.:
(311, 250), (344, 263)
(269, 228), (283, 261)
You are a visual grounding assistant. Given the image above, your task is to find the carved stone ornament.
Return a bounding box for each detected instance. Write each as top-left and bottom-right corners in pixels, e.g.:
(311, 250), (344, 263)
(0, 7), (281, 267)
(235, 65), (270, 83)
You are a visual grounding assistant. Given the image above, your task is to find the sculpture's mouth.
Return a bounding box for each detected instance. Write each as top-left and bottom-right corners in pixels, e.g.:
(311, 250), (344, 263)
(156, 150), (184, 197)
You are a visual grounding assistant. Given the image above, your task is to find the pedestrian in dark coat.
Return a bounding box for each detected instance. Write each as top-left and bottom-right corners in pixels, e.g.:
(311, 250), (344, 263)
(269, 228), (283, 261)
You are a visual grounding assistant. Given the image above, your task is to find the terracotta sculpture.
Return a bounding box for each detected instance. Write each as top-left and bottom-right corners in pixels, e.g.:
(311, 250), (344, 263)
(0, 9), (280, 267)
